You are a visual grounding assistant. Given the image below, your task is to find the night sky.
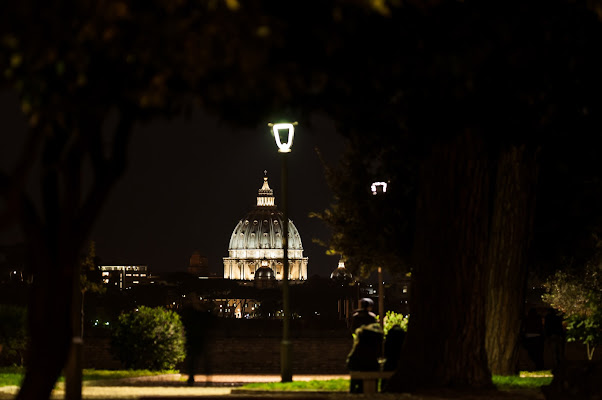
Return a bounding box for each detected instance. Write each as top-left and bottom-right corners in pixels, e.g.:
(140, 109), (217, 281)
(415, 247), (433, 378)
(0, 91), (346, 277)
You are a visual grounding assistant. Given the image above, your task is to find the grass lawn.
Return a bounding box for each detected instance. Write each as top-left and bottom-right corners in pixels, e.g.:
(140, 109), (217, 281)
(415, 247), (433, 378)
(241, 379), (349, 392)
(239, 372), (554, 392)
(0, 368), (23, 387)
(0, 367), (177, 387)
(493, 371), (553, 389)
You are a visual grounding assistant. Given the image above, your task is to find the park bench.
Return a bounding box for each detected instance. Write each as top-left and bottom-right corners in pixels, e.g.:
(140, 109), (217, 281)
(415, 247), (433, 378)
(349, 370), (394, 393)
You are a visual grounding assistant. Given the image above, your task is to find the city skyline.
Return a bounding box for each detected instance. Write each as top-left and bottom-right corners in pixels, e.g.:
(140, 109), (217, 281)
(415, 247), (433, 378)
(0, 93), (346, 277)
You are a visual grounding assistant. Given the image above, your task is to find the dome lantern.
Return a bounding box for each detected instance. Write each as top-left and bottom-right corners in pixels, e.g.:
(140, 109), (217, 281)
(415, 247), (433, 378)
(257, 170), (275, 207)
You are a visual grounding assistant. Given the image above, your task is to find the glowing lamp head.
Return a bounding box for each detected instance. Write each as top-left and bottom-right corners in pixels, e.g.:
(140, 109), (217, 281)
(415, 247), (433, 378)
(371, 182), (388, 195)
(269, 122), (297, 153)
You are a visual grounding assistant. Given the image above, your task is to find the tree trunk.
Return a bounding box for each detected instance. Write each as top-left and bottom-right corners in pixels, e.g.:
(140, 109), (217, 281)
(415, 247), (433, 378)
(17, 239), (76, 400)
(388, 132), (493, 391)
(485, 145), (538, 376)
(10, 100), (133, 400)
(17, 126), (84, 399)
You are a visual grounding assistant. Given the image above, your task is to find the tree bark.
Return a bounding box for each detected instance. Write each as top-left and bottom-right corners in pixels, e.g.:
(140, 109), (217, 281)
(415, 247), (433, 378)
(17, 237), (77, 400)
(485, 145), (538, 376)
(388, 132), (493, 391)
(15, 111), (133, 399)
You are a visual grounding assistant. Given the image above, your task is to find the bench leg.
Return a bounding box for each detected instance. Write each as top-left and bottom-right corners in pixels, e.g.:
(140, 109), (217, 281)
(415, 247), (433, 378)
(363, 379), (377, 393)
(350, 378), (362, 393)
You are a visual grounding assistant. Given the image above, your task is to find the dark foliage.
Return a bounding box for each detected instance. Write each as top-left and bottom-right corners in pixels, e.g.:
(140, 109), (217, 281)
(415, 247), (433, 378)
(111, 306), (185, 370)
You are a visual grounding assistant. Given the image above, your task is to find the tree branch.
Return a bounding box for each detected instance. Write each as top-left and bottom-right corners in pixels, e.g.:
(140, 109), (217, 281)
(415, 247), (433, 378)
(77, 107), (135, 236)
(0, 126), (44, 230)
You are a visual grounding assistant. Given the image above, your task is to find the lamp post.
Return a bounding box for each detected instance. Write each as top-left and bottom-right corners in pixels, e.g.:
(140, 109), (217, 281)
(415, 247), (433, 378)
(371, 182), (388, 331)
(269, 121), (297, 382)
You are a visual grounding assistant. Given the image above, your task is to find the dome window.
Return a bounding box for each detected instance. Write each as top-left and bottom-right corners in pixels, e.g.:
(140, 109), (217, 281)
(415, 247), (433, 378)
(253, 220), (258, 225)
(245, 220), (249, 224)
(274, 221), (279, 225)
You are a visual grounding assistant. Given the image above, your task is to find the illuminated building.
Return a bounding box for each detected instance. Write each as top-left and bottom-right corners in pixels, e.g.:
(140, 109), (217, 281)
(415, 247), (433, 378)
(99, 265), (150, 289)
(223, 173), (308, 282)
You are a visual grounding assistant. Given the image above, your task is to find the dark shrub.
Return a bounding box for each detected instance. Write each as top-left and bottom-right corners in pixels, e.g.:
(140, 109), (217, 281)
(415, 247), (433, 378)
(0, 305), (27, 366)
(111, 306), (185, 370)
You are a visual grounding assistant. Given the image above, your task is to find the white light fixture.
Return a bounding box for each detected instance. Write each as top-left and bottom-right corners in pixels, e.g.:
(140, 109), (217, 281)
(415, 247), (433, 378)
(269, 122), (298, 153)
(371, 181), (388, 195)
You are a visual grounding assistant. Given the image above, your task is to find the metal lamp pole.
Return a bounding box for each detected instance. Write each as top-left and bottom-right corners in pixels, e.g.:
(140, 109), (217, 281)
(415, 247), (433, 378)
(371, 182), (388, 333)
(270, 122), (297, 383)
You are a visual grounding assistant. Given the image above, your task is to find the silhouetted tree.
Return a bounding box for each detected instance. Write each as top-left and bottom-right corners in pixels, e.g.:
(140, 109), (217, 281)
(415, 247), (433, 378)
(311, 0), (602, 386)
(0, 1), (247, 398)
(4, 0), (602, 397)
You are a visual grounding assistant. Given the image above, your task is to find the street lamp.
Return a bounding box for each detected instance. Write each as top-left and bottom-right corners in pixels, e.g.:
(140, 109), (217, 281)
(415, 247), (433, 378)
(269, 121), (297, 382)
(371, 182), (387, 332)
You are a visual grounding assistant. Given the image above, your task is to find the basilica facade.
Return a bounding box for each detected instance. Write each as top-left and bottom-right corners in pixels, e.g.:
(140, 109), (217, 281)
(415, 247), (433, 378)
(223, 173), (308, 283)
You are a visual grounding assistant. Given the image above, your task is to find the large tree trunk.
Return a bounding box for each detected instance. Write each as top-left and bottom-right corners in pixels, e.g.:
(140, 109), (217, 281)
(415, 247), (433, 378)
(388, 132), (493, 391)
(14, 111), (132, 400)
(17, 237), (77, 400)
(485, 145), (538, 376)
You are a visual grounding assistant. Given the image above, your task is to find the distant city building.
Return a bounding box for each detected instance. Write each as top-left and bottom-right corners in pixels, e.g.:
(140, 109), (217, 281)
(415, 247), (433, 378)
(188, 251), (209, 277)
(223, 173), (308, 282)
(99, 265), (150, 289)
(213, 298), (261, 319)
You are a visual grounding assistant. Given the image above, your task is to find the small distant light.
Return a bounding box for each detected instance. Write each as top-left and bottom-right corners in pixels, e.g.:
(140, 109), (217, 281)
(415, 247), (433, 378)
(105, 322), (109, 326)
(371, 182), (388, 195)
(172, 302), (176, 305)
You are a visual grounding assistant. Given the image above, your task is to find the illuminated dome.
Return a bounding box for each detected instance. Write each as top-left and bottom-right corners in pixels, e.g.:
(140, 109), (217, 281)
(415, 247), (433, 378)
(330, 259), (353, 282)
(255, 266), (276, 280)
(223, 173), (308, 281)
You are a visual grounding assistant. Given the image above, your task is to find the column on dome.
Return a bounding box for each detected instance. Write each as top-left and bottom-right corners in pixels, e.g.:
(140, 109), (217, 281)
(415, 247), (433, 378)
(290, 261), (298, 281)
(223, 260), (229, 279)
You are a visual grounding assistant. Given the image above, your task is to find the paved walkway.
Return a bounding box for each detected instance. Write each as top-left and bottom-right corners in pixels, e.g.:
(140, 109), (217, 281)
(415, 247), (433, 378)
(0, 374), (545, 400)
(0, 374), (350, 399)
(186, 374), (349, 384)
